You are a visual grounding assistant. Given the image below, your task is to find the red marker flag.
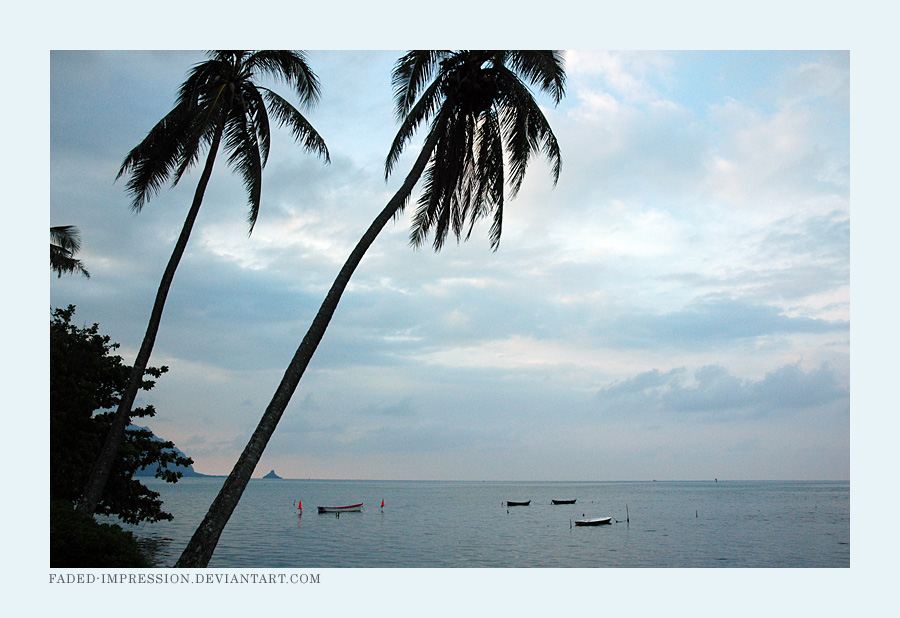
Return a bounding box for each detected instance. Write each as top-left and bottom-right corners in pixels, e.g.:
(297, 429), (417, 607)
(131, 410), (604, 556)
(298, 500), (302, 510)
(381, 499), (385, 508)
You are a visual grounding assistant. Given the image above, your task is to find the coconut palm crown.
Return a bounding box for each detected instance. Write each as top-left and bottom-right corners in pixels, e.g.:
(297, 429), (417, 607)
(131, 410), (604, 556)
(386, 50), (564, 250)
(118, 50), (329, 232)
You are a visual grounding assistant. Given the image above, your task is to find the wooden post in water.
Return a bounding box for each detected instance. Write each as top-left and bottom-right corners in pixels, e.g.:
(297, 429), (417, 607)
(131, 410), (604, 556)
(626, 504), (630, 523)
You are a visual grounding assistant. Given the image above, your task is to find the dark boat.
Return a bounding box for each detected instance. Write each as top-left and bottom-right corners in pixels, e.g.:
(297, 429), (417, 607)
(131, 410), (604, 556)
(551, 499), (577, 505)
(506, 500), (531, 506)
(574, 516), (612, 526)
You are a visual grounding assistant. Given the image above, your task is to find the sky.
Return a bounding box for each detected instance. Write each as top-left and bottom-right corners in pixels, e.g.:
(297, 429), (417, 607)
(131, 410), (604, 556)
(48, 49), (851, 482)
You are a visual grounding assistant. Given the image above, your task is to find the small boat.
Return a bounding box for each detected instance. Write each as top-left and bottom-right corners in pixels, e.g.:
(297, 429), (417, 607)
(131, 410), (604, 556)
(317, 503), (363, 514)
(506, 500), (531, 506)
(574, 516), (612, 526)
(551, 499), (577, 505)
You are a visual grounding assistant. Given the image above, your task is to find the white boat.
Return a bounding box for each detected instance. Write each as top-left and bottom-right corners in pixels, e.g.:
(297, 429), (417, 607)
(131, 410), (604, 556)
(317, 502), (363, 514)
(574, 516), (612, 526)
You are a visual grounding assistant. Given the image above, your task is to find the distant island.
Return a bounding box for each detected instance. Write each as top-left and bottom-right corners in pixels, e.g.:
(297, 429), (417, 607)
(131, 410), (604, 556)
(128, 425), (286, 480)
(129, 425), (224, 478)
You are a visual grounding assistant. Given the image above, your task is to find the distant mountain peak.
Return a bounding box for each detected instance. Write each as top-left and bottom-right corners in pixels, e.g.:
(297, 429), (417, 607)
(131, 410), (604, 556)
(263, 470), (283, 479)
(129, 424), (219, 477)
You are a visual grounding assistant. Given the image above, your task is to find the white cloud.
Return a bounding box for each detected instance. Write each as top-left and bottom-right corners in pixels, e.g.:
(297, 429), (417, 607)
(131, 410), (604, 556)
(705, 101), (836, 209)
(565, 50), (673, 104)
(780, 54), (850, 108)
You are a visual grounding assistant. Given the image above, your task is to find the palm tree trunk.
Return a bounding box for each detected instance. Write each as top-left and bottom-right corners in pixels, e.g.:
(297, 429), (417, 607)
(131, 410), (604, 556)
(76, 126), (224, 516)
(175, 128), (442, 568)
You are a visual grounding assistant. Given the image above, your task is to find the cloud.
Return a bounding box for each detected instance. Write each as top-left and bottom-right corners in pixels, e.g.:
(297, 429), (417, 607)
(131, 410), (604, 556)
(595, 362), (848, 420)
(606, 297), (847, 350)
(779, 53), (850, 110)
(565, 51), (674, 105)
(706, 103), (844, 208)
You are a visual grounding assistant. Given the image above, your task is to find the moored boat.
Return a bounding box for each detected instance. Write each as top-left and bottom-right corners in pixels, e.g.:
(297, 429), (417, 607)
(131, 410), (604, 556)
(551, 499), (577, 505)
(574, 516), (612, 526)
(506, 500), (531, 506)
(317, 503), (363, 513)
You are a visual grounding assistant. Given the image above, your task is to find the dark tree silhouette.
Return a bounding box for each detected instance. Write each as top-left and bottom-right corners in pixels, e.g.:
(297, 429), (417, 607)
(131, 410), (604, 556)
(77, 51), (329, 516)
(175, 50), (565, 567)
(51, 225), (90, 278)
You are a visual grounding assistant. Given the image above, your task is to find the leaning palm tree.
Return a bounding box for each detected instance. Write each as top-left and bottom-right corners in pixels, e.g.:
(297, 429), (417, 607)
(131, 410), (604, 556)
(76, 51), (330, 516)
(175, 50), (565, 567)
(50, 225), (90, 278)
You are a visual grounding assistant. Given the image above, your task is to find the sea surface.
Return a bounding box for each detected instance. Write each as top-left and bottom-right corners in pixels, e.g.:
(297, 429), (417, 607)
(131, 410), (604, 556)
(122, 478), (849, 568)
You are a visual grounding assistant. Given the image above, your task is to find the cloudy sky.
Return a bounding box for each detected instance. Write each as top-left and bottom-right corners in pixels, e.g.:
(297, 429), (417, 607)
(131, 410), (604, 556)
(49, 49), (850, 482)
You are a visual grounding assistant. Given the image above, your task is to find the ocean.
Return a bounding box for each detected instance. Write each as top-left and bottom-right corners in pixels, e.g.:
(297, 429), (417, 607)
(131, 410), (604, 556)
(122, 478), (849, 568)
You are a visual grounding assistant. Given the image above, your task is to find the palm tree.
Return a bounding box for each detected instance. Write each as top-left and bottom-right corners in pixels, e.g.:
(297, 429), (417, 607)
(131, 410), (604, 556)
(175, 50), (565, 567)
(50, 225), (90, 278)
(76, 51), (330, 517)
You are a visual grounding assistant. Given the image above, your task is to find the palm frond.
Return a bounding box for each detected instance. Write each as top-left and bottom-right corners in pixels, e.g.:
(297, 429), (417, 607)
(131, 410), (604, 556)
(242, 84), (272, 166)
(391, 51), (447, 120)
(50, 226), (90, 278)
(50, 225), (81, 253)
(117, 103), (198, 211)
(468, 109), (505, 247)
(171, 103), (222, 187)
(503, 51), (566, 104)
(247, 50), (321, 108)
(177, 56), (226, 108)
(385, 77), (444, 179)
(222, 110), (263, 233)
(496, 66), (562, 195)
(261, 88), (330, 162)
(411, 110), (473, 251)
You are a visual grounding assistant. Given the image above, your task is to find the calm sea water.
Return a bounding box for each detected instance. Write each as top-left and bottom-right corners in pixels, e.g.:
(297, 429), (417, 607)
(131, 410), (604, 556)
(123, 478), (849, 568)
